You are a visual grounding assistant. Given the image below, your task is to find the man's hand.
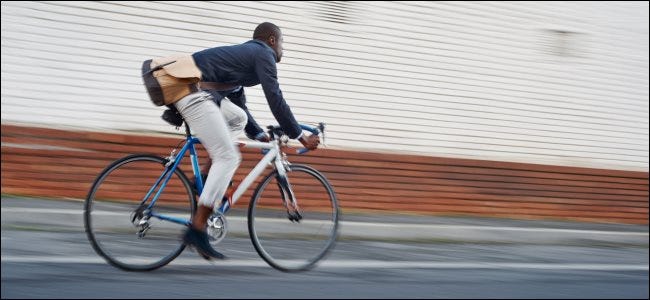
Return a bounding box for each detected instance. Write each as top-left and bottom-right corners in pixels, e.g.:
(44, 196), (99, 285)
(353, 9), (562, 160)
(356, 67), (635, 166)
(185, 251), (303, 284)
(255, 132), (270, 142)
(299, 134), (320, 150)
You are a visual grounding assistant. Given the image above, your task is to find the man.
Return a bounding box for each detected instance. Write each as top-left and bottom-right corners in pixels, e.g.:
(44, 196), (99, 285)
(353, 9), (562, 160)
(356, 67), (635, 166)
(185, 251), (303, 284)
(163, 86), (269, 145)
(145, 22), (320, 259)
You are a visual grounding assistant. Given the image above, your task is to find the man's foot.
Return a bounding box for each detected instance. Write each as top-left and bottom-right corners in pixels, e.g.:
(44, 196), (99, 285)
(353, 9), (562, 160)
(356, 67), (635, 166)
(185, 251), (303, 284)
(182, 227), (226, 260)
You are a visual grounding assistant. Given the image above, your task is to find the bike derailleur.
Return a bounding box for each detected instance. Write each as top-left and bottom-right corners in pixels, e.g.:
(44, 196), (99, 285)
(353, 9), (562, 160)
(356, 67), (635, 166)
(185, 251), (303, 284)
(131, 205), (151, 238)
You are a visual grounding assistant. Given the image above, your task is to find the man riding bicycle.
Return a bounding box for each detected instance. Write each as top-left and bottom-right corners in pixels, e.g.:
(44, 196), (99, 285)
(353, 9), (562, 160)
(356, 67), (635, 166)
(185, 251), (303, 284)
(142, 22), (320, 259)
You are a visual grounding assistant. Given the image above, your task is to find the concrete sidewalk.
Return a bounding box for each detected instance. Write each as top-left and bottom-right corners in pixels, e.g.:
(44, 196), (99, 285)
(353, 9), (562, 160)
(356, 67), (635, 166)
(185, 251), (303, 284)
(1, 195), (648, 246)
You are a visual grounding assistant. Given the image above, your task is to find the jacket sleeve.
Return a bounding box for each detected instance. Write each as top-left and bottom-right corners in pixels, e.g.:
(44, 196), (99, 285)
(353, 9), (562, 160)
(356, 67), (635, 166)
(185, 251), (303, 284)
(226, 87), (265, 140)
(254, 51), (302, 139)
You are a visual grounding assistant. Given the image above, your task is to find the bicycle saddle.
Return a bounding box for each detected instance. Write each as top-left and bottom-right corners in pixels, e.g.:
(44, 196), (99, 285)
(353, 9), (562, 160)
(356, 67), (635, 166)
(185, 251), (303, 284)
(162, 108), (184, 127)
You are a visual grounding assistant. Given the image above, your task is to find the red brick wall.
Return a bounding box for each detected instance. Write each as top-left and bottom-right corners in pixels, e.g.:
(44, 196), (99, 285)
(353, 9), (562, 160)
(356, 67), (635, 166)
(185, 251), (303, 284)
(2, 124), (648, 224)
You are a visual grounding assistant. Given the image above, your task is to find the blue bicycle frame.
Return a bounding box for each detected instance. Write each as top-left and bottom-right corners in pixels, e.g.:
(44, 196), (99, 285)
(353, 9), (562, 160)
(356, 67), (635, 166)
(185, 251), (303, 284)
(138, 122), (322, 227)
(141, 132), (202, 226)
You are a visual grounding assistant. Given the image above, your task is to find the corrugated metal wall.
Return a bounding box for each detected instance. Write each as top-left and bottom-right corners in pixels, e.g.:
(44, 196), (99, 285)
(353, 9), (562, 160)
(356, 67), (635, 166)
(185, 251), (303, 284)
(2, 1), (648, 171)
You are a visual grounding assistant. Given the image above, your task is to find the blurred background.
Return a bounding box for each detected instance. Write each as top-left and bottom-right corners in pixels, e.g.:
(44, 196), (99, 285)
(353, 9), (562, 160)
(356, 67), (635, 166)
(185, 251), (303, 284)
(2, 1), (648, 223)
(1, 2), (648, 299)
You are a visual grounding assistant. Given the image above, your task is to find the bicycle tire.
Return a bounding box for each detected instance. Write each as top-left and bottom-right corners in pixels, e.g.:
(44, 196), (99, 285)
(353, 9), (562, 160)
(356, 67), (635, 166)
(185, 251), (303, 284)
(84, 154), (196, 271)
(248, 164), (339, 272)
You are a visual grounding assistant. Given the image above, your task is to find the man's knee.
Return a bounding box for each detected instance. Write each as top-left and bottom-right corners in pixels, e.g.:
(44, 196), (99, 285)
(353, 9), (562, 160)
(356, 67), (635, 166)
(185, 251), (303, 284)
(221, 99), (247, 137)
(228, 112), (247, 134)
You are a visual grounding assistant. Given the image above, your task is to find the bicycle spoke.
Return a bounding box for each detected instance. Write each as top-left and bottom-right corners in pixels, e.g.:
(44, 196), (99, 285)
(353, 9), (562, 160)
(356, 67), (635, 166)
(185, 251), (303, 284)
(84, 155), (195, 271)
(249, 164), (339, 272)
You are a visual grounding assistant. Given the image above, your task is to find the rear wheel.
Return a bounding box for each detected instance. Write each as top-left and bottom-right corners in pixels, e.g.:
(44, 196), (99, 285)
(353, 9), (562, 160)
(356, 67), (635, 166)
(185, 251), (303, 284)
(84, 154), (196, 271)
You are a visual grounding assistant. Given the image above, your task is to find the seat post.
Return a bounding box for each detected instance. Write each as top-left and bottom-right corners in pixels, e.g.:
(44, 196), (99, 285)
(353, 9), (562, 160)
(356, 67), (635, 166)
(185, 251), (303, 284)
(184, 122), (191, 137)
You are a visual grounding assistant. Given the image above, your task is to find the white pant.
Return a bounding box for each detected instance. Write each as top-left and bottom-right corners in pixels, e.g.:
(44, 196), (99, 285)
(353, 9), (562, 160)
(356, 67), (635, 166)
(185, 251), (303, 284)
(174, 91), (246, 207)
(220, 98), (248, 141)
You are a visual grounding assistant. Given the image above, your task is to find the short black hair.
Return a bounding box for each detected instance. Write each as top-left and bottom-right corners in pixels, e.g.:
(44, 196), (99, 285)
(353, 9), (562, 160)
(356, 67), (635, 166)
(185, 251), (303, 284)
(253, 22), (281, 40)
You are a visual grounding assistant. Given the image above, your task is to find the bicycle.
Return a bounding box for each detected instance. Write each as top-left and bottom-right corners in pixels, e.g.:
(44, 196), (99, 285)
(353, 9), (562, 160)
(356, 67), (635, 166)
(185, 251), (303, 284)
(84, 121), (339, 272)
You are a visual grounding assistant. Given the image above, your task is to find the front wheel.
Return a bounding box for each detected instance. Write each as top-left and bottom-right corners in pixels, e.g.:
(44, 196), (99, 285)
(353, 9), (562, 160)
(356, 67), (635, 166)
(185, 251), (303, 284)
(248, 164), (339, 272)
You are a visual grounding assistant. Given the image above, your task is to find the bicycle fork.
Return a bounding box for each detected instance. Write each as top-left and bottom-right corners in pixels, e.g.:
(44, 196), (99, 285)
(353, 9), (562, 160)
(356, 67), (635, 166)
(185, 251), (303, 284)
(275, 174), (302, 222)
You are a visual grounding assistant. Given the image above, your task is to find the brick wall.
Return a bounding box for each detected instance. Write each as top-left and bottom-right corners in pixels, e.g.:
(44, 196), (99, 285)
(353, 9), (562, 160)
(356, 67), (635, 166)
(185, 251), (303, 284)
(2, 124), (648, 224)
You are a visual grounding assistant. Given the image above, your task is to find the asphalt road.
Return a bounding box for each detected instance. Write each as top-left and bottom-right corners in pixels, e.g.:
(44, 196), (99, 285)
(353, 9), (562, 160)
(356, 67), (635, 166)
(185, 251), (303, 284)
(2, 196), (648, 299)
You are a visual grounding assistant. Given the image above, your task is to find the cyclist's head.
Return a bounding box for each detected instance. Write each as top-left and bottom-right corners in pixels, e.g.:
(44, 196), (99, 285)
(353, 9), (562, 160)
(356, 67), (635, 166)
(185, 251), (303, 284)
(253, 22), (283, 63)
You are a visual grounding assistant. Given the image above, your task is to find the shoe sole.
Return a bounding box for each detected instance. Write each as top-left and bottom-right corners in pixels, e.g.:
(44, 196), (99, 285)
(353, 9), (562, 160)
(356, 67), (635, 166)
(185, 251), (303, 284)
(183, 238), (226, 260)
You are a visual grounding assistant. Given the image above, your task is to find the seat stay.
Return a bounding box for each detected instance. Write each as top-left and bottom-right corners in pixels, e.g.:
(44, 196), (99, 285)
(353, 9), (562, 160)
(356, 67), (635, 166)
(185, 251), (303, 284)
(146, 136), (196, 210)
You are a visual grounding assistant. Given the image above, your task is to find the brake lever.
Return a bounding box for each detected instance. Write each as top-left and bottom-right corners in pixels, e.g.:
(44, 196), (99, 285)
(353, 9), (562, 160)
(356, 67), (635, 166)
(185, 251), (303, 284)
(318, 122), (326, 147)
(296, 123), (326, 154)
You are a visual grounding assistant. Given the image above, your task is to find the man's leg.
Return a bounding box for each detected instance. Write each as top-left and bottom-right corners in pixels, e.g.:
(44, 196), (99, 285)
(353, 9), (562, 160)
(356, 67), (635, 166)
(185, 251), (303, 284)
(174, 91), (241, 259)
(198, 98), (248, 196)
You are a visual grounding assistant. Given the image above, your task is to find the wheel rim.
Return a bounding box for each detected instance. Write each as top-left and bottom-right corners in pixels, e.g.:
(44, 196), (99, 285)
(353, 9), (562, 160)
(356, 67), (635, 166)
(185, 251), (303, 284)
(249, 165), (339, 272)
(84, 155), (194, 271)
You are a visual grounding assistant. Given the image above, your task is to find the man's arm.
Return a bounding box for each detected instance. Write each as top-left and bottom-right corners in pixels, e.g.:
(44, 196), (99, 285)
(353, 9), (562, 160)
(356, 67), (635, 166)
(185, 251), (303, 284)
(254, 51), (303, 140)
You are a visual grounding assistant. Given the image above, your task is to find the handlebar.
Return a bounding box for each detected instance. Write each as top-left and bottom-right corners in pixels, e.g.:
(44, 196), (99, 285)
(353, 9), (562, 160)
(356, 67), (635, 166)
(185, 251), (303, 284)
(296, 123), (325, 154)
(264, 122), (325, 155)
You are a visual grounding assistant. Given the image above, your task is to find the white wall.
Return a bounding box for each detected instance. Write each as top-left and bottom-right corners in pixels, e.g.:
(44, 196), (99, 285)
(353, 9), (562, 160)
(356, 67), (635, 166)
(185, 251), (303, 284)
(1, 1), (648, 171)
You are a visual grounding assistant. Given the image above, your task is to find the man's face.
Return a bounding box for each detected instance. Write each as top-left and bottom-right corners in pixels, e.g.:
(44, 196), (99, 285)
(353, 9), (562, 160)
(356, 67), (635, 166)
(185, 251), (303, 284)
(269, 32), (283, 63)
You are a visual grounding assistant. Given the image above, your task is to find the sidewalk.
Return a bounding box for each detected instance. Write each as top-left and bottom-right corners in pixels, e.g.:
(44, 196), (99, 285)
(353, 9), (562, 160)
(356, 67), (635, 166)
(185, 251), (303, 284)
(1, 195), (648, 246)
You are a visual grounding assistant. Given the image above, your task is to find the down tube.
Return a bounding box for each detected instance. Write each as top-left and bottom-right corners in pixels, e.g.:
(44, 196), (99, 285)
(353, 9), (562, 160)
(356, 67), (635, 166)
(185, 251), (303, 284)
(216, 147), (278, 214)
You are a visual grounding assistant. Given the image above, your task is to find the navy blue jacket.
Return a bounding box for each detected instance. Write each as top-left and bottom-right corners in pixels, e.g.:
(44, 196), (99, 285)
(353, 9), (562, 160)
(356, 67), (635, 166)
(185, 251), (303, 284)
(193, 40), (302, 139)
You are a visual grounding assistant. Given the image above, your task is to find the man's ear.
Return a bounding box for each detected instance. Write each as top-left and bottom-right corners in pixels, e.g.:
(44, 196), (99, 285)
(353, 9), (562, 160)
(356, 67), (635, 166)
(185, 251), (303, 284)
(268, 35), (276, 46)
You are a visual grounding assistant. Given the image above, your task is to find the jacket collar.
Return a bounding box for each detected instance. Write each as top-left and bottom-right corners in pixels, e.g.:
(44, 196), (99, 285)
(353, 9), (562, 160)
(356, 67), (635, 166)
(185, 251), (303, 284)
(248, 39), (278, 62)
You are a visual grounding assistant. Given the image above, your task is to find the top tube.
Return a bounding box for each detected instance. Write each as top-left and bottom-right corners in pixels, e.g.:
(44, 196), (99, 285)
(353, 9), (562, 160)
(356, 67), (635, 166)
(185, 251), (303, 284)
(181, 121), (324, 154)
